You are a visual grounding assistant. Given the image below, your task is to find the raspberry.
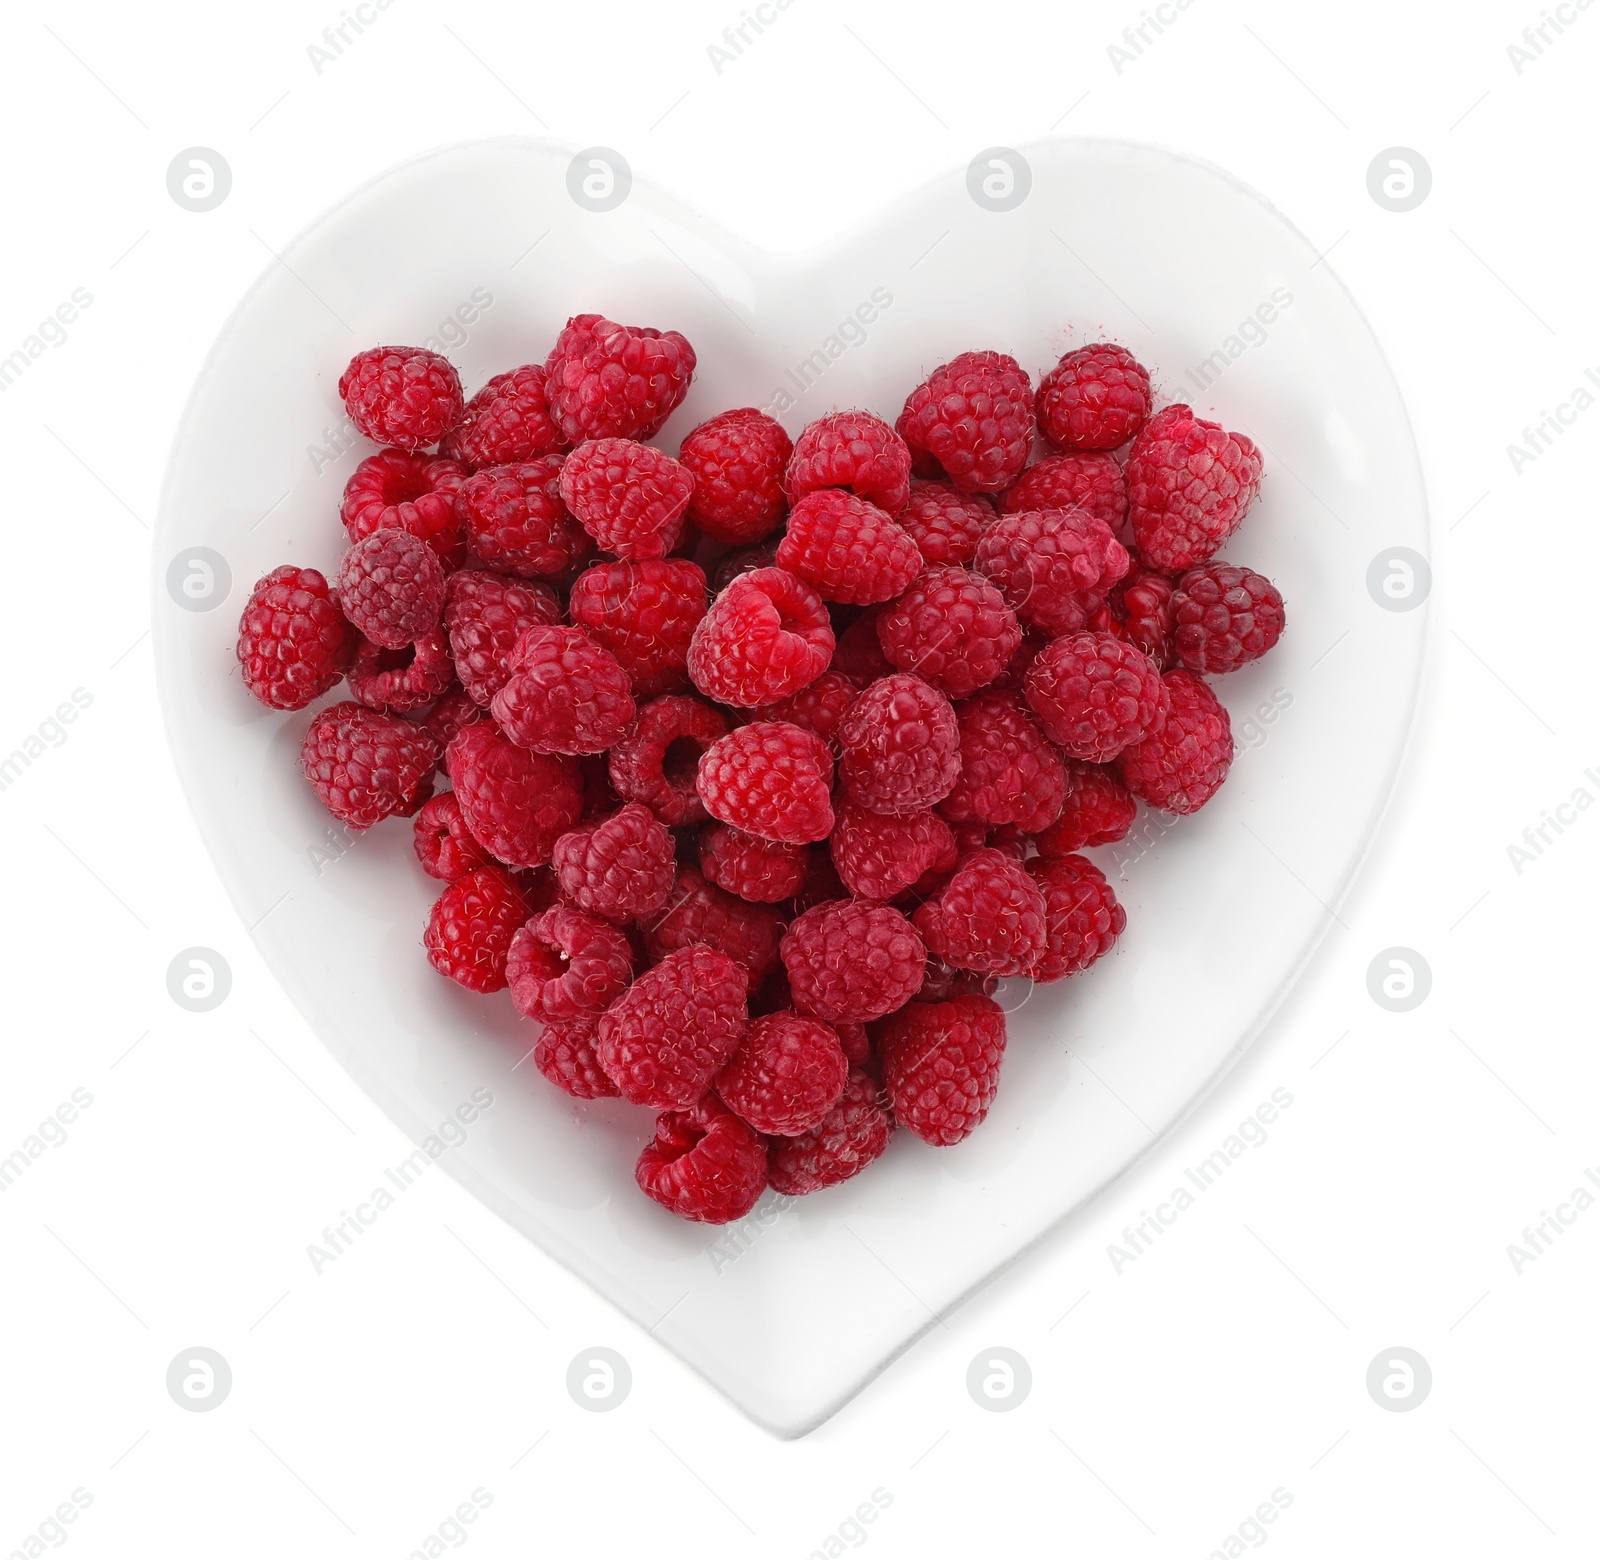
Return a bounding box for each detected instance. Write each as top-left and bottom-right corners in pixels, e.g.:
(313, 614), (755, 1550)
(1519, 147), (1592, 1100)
(597, 944), (748, 1110)
(236, 566), (353, 711)
(341, 449), (468, 567)
(834, 1021), (873, 1067)
(898, 479), (995, 567)
(699, 824), (809, 903)
(1032, 762), (1137, 855)
(507, 905), (633, 1021)
(456, 456), (591, 580)
(912, 848), (1047, 977)
(831, 604), (894, 684)
(413, 792), (492, 881)
(1126, 404), (1264, 569)
(687, 568), (834, 707)
(640, 867), (784, 987)
(781, 899), (926, 1023)
(837, 673), (960, 816)
(940, 692), (1068, 833)
(830, 799), (956, 901)
(1023, 631), (1169, 762)
(1028, 855), (1126, 982)
(1116, 668), (1234, 814)
(753, 670), (860, 748)
(608, 694), (728, 826)
(447, 722), (584, 867)
(713, 538), (783, 592)
(678, 407), (792, 544)
(793, 849), (849, 914)
(784, 410), (912, 516)
(490, 625), (636, 755)
(446, 364), (564, 468)
(1002, 453), (1127, 531)
(716, 1011), (848, 1136)
(880, 994), (1006, 1146)
(1036, 343), (1153, 452)
(417, 685), (487, 754)
(775, 490), (923, 605)
(532, 1014), (618, 1100)
(767, 1069), (892, 1194)
(347, 626), (454, 713)
(567, 558), (707, 699)
(559, 438), (693, 561)
(423, 866), (526, 992)
(915, 956), (992, 1004)
(635, 1094), (767, 1224)
(1110, 568), (1178, 670)
(1172, 563), (1285, 674)
(545, 315), (696, 444)
(551, 802), (676, 921)
(896, 351), (1035, 494)
(442, 569), (563, 707)
(300, 701), (436, 830)
(993, 629), (1047, 692)
(876, 567), (1021, 699)
(974, 507), (1130, 635)
(336, 529), (446, 649)
(339, 346), (463, 452)
(696, 721), (834, 844)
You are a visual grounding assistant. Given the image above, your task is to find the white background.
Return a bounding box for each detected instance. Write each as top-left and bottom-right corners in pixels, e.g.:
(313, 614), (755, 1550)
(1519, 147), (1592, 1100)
(1, 0), (1596, 1555)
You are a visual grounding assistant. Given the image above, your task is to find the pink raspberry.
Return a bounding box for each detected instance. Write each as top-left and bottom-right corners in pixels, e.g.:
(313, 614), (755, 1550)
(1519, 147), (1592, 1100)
(490, 625), (636, 756)
(752, 670), (860, 748)
(767, 1069), (892, 1194)
(896, 351), (1035, 494)
(552, 802), (676, 921)
(456, 456), (591, 580)
(699, 824), (810, 903)
(1126, 404), (1264, 570)
(341, 449), (468, 567)
(775, 490), (924, 605)
(1032, 762), (1137, 855)
(336, 529), (446, 649)
(1116, 668), (1234, 814)
(717, 1011), (849, 1136)
(898, 479), (996, 567)
(830, 799), (956, 902)
(785, 410), (912, 516)
(687, 568), (834, 707)
(1002, 453), (1127, 531)
(940, 692), (1068, 834)
(567, 559), (707, 698)
(446, 722), (584, 868)
(413, 793), (492, 881)
(347, 625), (454, 714)
(532, 1014), (618, 1100)
(558, 438), (693, 561)
(608, 694), (728, 826)
(696, 721), (834, 844)
(1028, 855), (1126, 982)
(339, 345), (463, 452)
(1036, 343), (1153, 452)
(1023, 631), (1169, 762)
(974, 507), (1130, 636)
(545, 315), (696, 444)
(781, 899), (927, 1023)
(837, 673), (960, 816)
(635, 1094), (767, 1224)
(445, 364), (565, 469)
(236, 566), (354, 712)
(640, 867), (784, 988)
(880, 994), (1007, 1146)
(300, 701), (436, 830)
(678, 407), (792, 545)
(442, 569), (563, 707)
(1108, 568), (1179, 670)
(876, 567), (1021, 699)
(423, 866), (526, 993)
(1172, 563), (1285, 675)
(506, 905), (633, 1021)
(913, 848), (1047, 977)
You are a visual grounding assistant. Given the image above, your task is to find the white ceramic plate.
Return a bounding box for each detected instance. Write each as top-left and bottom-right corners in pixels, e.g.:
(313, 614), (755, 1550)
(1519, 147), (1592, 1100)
(154, 137), (1428, 1436)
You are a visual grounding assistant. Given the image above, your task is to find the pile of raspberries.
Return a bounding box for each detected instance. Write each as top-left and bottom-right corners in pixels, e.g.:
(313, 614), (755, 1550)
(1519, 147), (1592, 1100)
(235, 320), (1283, 1224)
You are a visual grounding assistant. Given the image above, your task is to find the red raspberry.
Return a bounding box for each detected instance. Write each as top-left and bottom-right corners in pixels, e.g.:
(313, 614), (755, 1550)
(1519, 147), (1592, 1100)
(1023, 631), (1169, 762)
(837, 673), (960, 816)
(1028, 855), (1126, 982)
(598, 944), (748, 1110)
(915, 956), (992, 1004)
(336, 529), (446, 649)
(635, 1094), (767, 1224)
(506, 905), (632, 1021)
(236, 566), (353, 711)
(559, 438), (693, 561)
(552, 802), (676, 921)
(608, 695), (728, 825)
(300, 701), (436, 830)
(447, 722), (583, 867)
(341, 449), (468, 567)
(640, 867), (783, 987)
(785, 410), (912, 516)
(1109, 568), (1179, 670)
(830, 799), (956, 901)
(687, 568), (834, 707)
(993, 629), (1047, 693)
(781, 899), (926, 1023)
(532, 1014), (618, 1100)
(831, 605), (894, 684)
(713, 538), (783, 592)
(1032, 762), (1137, 855)
(564, 561), (705, 700)
(445, 364), (564, 468)
(1036, 343), (1153, 452)
(339, 345), (463, 452)
(697, 721), (834, 844)
(974, 507), (1130, 636)
(678, 407), (792, 545)
(545, 315), (696, 444)
(898, 479), (996, 567)
(347, 626), (454, 714)
(423, 866), (526, 992)
(896, 351), (1035, 494)
(940, 692), (1068, 833)
(716, 1011), (848, 1136)
(834, 1022), (873, 1068)
(1117, 668), (1234, 814)
(699, 824), (809, 904)
(1126, 404), (1264, 570)
(776, 490), (923, 605)
(876, 567), (1021, 699)
(416, 685), (487, 754)
(753, 670), (860, 748)
(1002, 453), (1127, 531)
(880, 993), (1006, 1146)
(455, 456), (590, 580)
(490, 625), (636, 756)
(1172, 563), (1285, 674)
(912, 848), (1047, 977)
(793, 849), (849, 914)
(442, 569), (562, 707)
(767, 1069), (892, 1194)
(413, 793), (492, 881)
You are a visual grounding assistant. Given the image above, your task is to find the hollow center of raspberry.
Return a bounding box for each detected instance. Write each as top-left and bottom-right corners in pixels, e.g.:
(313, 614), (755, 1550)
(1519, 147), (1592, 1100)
(662, 737), (704, 788)
(380, 468), (436, 506)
